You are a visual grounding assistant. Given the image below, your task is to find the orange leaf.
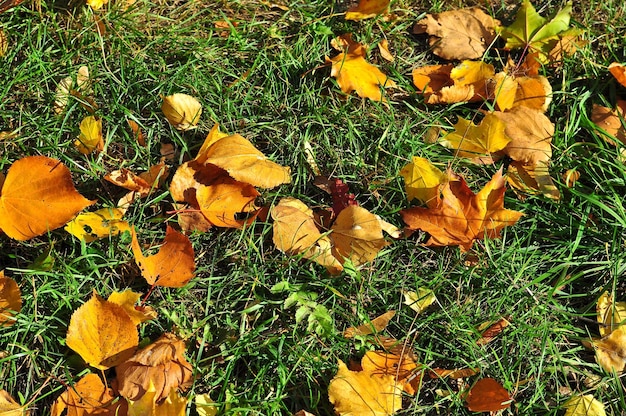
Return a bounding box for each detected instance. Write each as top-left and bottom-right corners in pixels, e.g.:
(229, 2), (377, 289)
(609, 62), (626, 88)
(591, 101), (626, 146)
(401, 169), (523, 251)
(465, 378), (512, 412)
(429, 367), (479, 379)
(66, 291), (138, 370)
(0, 156), (95, 240)
(413, 61), (493, 104)
(476, 316), (511, 345)
(131, 226), (195, 287)
(326, 34), (396, 102)
(343, 310), (396, 338)
(592, 326), (626, 373)
(196, 175), (260, 228)
(361, 350), (422, 395)
(108, 290), (157, 325)
(0, 389), (30, 416)
(345, 0), (389, 21)
(0, 270), (21, 327)
(116, 333), (193, 402)
(51, 373), (121, 416)
(127, 119), (146, 147)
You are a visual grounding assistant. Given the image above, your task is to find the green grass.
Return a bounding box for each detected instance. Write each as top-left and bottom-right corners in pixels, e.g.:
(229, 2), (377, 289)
(1, 0), (626, 414)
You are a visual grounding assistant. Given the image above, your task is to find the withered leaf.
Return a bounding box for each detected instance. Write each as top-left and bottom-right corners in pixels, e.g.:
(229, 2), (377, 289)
(0, 270), (21, 327)
(465, 378), (512, 412)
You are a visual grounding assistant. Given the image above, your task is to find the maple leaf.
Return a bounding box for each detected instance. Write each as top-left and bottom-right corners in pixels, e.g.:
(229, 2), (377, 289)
(413, 60), (494, 104)
(66, 290), (139, 370)
(116, 333), (193, 403)
(51, 373), (121, 416)
(161, 93), (202, 131)
(0, 389), (30, 416)
(492, 106), (554, 164)
(489, 71), (552, 112)
(563, 395), (607, 416)
(131, 225), (195, 287)
(0, 156), (95, 241)
(414, 7), (501, 60)
(400, 157), (448, 208)
(591, 101), (626, 146)
(326, 34), (396, 102)
(345, 0), (389, 21)
(75, 115), (104, 155)
(499, 0), (573, 62)
(439, 113), (511, 162)
(401, 169), (523, 251)
(464, 378), (512, 412)
(0, 270), (21, 327)
(328, 360), (403, 416)
(64, 207), (130, 242)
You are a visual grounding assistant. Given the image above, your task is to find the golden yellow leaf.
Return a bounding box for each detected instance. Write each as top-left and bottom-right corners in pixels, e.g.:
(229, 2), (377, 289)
(401, 169), (523, 251)
(86, 0), (108, 10)
(66, 291), (138, 370)
(402, 288), (436, 315)
(51, 373), (120, 416)
(564, 394), (607, 416)
(377, 39), (394, 62)
(0, 271), (21, 327)
(345, 0), (390, 21)
(413, 61), (493, 104)
(161, 93), (202, 131)
(0, 389), (29, 416)
(195, 175), (260, 228)
(326, 34), (396, 102)
(108, 290), (157, 326)
(195, 394), (219, 416)
(127, 383), (188, 416)
(328, 360), (403, 416)
(117, 333), (193, 404)
(414, 8), (500, 60)
(64, 207), (130, 242)
(592, 326), (626, 373)
(400, 157), (447, 207)
(597, 292), (626, 338)
(491, 72), (552, 112)
(195, 124), (230, 164)
(131, 226), (195, 287)
(439, 113), (510, 161)
(75, 115), (104, 155)
(0, 156), (95, 241)
(343, 310), (396, 338)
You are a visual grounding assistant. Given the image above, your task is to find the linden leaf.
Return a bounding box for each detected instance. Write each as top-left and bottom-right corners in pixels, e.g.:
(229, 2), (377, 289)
(361, 350), (422, 395)
(0, 389), (29, 416)
(199, 130), (291, 189)
(0, 156), (95, 241)
(500, 0), (573, 62)
(271, 197), (343, 274)
(66, 291), (138, 370)
(131, 226), (195, 287)
(401, 169), (523, 252)
(0, 271), (21, 327)
(492, 106), (554, 164)
(609, 62), (626, 88)
(51, 373), (120, 416)
(64, 207), (130, 242)
(326, 34), (396, 102)
(328, 360), (403, 416)
(439, 113), (511, 161)
(591, 326), (626, 373)
(402, 288), (436, 315)
(345, 0), (389, 21)
(195, 394), (219, 416)
(127, 383), (188, 416)
(75, 115), (103, 155)
(465, 378), (512, 412)
(414, 8), (501, 60)
(116, 333), (193, 403)
(591, 101), (626, 146)
(195, 174), (260, 228)
(564, 395), (607, 416)
(161, 93), (202, 131)
(195, 123), (230, 164)
(343, 310), (396, 338)
(108, 290), (157, 326)
(400, 157), (447, 207)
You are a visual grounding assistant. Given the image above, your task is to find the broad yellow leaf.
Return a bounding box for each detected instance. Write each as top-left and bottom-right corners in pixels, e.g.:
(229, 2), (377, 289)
(66, 291), (138, 370)
(195, 394), (219, 416)
(86, 0), (108, 10)
(131, 226), (195, 287)
(402, 288), (436, 315)
(439, 113), (510, 161)
(161, 93), (202, 131)
(0, 271), (21, 327)
(564, 395), (607, 416)
(345, 0), (389, 21)
(64, 207), (130, 242)
(361, 350), (422, 395)
(127, 383), (188, 416)
(195, 123), (230, 164)
(490, 72), (552, 112)
(75, 115), (103, 154)
(0, 389), (29, 416)
(400, 157), (447, 207)
(196, 175), (260, 228)
(597, 292), (626, 337)
(0, 156), (95, 241)
(592, 326), (626, 373)
(414, 8), (500, 60)
(108, 290), (157, 325)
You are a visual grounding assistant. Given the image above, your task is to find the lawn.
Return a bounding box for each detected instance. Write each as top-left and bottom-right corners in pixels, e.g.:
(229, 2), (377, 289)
(1, 0), (625, 414)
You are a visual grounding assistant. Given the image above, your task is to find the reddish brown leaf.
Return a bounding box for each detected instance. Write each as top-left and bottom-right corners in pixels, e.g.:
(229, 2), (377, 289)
(465, 378), (512, 412)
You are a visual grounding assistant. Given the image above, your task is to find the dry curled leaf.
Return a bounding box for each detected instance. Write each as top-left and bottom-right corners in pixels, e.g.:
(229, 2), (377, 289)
(476, 316), (511, 345)
(413, 61), (494, 104)
(343, 310), (396, 338)
(592, 326), (626, 373)
(414, 8), (500, 60)
(506, 160), (560, 200)
(51, 373), (120, 416)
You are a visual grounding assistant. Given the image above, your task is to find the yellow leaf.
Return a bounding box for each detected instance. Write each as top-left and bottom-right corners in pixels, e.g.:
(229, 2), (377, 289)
(597, 292), (626, 338)
(328, 360), (403, 416)
(66, 291), (138, 370)
(0, 29), (8, 58)
(345, 0), (390, 21)
(506, 160), (560, 200)
(195, 123), (230, 164)
(195, 394), (219, 416)
(0, 156), (95, 241)
(412, 61), (493, 104)
(86, 0), (108, 10)
(400, 157), (447, 207)
(564, 395), (607, 416)
(0, 271), (21, 327)
(75, 115), (103, 155)
(0, 389), (29, 416)
(64, 207), (130, 242)
(161, 93), (202, 131)
(108, 290), (157, 325)
(592, 326), (626, 373)
(439, 113), (510, 161)
(402, 288), (436, 315)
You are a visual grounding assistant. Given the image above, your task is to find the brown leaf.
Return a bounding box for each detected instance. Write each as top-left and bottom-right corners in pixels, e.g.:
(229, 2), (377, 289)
(66, 291), (138, 370)
(343, 311), (396, 338)
(592, 326), (626, 373)
(51, 373), (120, 416)
(105, 164), (169, 197)
(476, 316), (511, 345)
(116, 333), (193, 402)
(429, 367), (479, 379)
(591, 101), (626, 146)
(492, 106), (554, 164)
(345, 0), (390, 21)
(609, 62), (626, 88)
(361, 350), (422, 395)
(0, 156), (95, 241)
(0, 271), (21, 327)
(326, 34), (396, 102)
(506, 160), (560, 200)
(127, 119), (146, 147)
(401, 169), (523, 251)
(131, 226), (195, 287)
(414, 8), (500, 60)
(465, 378), (512, 412)
(413, 61), (494, 104)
